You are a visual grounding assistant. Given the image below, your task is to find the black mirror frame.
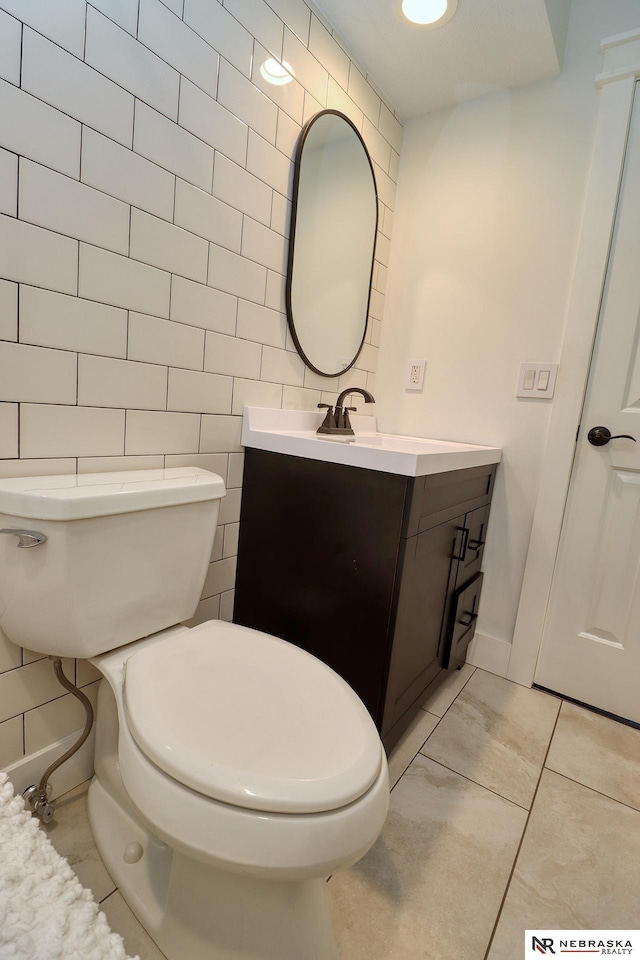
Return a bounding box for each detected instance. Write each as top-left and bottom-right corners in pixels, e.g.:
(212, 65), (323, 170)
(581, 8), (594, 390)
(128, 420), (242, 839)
(285, 109), (379, 379)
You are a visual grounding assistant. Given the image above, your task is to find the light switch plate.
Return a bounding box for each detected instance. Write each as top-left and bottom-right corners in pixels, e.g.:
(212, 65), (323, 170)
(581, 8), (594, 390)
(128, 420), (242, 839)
(516, 363), (558, 399)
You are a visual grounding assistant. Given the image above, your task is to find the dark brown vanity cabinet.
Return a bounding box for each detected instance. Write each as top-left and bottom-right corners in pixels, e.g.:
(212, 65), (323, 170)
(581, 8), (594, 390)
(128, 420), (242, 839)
(233, 449), (496, 750)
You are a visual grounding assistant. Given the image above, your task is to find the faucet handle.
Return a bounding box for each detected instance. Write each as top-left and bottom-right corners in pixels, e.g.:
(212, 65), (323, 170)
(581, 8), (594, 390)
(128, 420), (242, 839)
(316, 403), (336, 435)
(342, 407), (357, 433)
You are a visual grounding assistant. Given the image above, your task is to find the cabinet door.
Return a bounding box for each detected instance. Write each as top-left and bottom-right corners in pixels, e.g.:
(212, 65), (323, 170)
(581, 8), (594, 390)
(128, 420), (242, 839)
(382, 516), (460, 736)
(440, 503), (490, 669)
(234, 449), (409, 727)
(455, 504), (490, 588)
(446, 572), (484, 669)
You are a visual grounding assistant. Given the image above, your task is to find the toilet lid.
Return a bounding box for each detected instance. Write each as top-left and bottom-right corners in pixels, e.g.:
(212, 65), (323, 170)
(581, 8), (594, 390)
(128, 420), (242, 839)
(123, 621), (383, 814)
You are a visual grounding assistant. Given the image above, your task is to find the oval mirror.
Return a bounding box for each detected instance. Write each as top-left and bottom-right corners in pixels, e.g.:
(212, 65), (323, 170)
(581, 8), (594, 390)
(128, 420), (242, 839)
(286, 110), (378, 378)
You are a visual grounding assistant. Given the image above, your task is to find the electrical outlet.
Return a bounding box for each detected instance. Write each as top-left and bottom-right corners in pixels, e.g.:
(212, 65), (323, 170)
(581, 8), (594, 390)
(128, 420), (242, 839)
(406, 359), (426, 391)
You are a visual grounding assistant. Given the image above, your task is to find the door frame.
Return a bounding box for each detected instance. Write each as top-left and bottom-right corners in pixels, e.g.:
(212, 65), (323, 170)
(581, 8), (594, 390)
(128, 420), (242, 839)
(508, 28), (640, 688)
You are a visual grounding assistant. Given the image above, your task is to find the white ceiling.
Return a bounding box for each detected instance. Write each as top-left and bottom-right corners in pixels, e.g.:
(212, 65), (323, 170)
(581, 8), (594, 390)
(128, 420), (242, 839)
(313, 0), (572, 119)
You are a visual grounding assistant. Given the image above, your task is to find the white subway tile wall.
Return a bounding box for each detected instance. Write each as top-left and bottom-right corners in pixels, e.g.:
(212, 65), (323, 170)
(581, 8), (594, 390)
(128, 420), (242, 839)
(251, 40), (304, 124)
(224, 0), (283, 60)
(0, 148), (17, 216)
(22, 28), (135, 149)
(0, 403), (18, 458)
(89, 0), (139, 36)
(174, 178), (244, 249)
(0, 10), (20, 85)
(0, 0), (401, 769)
(178, 79), (249, 164)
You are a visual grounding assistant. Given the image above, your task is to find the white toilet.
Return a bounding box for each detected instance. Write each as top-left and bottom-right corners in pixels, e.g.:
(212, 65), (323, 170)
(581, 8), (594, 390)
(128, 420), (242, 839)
(0, 468), (389, 960)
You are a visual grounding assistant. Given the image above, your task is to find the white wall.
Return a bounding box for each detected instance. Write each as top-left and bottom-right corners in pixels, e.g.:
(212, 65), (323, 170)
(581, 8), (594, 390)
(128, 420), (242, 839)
(0, 0), (401, 771)
(375, 0), (640, 654)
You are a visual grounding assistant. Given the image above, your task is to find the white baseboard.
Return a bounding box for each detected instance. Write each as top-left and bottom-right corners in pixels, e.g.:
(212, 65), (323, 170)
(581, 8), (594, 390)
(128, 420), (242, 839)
(2, 727), (95, 802)
(465, 631), (512, 678)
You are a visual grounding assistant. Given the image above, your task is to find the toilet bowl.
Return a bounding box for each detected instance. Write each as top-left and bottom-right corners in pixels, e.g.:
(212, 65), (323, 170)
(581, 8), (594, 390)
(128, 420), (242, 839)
(0, 468), (389, 960)
(88, 621), (388, 959)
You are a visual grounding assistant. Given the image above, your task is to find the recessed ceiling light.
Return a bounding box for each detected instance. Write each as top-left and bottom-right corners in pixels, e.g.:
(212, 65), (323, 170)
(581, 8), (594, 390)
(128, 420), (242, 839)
(401, 0), (458, 26)
(260, 58), (295, 86)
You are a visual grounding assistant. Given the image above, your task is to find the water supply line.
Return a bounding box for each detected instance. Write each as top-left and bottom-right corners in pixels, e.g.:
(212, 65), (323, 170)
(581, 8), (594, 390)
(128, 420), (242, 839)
(23, 657), (94, 824)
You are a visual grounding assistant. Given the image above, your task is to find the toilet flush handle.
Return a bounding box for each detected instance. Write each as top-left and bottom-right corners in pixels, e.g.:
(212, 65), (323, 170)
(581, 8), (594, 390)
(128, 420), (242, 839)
(0, 528), (48, 548)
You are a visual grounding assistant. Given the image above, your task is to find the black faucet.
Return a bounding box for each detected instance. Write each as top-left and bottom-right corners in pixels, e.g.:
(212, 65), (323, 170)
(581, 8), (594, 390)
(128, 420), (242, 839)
(316, 387), (375, 436)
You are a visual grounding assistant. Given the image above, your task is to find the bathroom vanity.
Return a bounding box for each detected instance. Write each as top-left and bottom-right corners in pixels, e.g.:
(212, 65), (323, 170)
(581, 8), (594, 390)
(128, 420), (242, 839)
(234, 409), (501, 750)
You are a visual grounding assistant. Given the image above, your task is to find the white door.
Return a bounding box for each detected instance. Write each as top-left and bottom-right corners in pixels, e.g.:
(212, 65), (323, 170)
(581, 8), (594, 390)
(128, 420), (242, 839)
(535, 83), (640, 722)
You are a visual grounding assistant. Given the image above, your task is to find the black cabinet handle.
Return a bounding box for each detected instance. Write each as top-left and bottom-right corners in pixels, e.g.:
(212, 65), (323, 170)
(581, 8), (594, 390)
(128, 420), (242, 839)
(452, 527), (469, 562)
(467, 538), (485, 553)
(587, 426), (636, 446)
(458, 611), (478, 628)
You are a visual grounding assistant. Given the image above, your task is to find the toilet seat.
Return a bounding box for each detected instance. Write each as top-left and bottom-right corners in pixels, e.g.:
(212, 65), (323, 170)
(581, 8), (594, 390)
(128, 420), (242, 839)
(123, 620), (382, 814)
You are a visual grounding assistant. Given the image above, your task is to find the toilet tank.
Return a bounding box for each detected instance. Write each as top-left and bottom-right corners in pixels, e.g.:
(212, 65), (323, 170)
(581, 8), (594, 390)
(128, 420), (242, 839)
(0, 468), (225, 658)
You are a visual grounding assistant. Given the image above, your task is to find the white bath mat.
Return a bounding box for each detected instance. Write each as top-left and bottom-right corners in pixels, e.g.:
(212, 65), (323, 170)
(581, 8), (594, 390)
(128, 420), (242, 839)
(0, 772), (138, 960)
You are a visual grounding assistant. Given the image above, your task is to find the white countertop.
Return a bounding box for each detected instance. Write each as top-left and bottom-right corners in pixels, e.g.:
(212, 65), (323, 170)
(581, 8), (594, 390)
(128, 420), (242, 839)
(242, 408), (501, 478)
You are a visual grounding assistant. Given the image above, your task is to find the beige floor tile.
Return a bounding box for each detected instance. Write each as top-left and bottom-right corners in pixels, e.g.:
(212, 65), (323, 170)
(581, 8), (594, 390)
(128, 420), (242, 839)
(421, 669), (560, 808)
(101, 891), (167, 960)
(387, 709), (439, 789)
(546, 701), (640, 811)
(329, 754), (527, 960)
(422, 662), (475, 717)
(42, 779), (116, 903)
(488, 769), (640, 959)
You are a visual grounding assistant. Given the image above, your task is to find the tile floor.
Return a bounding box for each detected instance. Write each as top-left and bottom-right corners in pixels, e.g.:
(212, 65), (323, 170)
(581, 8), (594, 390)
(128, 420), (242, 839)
(38, 666), (640, 960)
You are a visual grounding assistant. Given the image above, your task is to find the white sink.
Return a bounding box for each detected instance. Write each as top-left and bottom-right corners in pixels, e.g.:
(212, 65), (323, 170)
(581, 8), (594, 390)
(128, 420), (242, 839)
(242, 408), (501, 477)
